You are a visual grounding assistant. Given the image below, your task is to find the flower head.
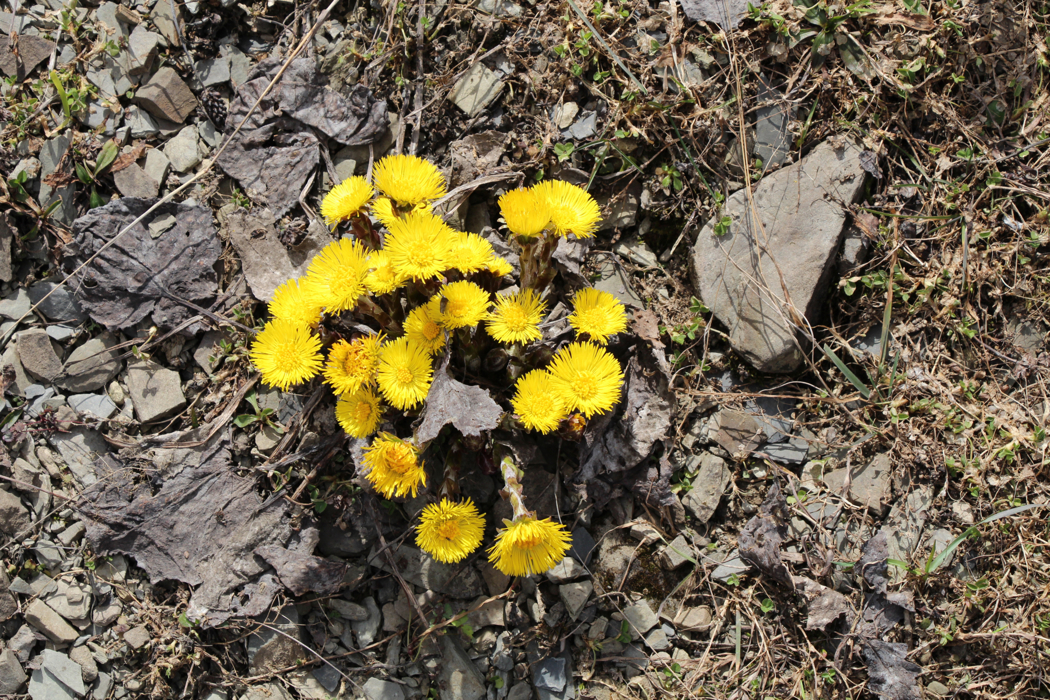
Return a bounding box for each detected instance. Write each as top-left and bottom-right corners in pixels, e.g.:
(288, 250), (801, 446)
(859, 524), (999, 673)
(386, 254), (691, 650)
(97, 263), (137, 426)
(488, 516), (572, 576)
(438, 281), (491, 330)
(371, 196), (432, 229)
(415, 498), (485, 563)
(376, 337), (433, 410)
(487, 289), (546, 345)
(268, 277), (323, 327)
(499, 187), (551, 238)
(384, 210), (454, 282)
(511, 369), (567, 433)
(365, 250), (406, 296)
(363, 433), (426, 499)
(303, 238), (371, 313)
(485, 256), (515, 277)
(547, 342), (624, 418)
(321, 176), (374, 227)
(335, 387), (383, 439)
(372, 154), (447, 206)
(250, 320), (323, 391)
(405, 297), (446, 356)
(534, 180), (601, 238)
(447, 230), (496, 274)
(323, 334), (384, 395)
(567, 288), (628, 344)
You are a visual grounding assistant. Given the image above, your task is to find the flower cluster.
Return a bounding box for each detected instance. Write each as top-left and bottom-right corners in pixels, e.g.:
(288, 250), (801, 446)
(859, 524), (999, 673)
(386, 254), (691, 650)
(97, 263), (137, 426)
(249, 154), (627, 576)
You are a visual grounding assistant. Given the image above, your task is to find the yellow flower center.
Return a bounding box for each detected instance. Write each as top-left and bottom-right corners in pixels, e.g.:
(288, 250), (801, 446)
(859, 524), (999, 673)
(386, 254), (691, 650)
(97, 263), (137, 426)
(407, 240), (432, 266)
(395, 366), (414, 384)
(330, 268), (362, 299)
(446, 299), (467, 318)
(435, 518), (461, 541)
(385, 445), (415, 475)
(275, 344), (303, 372)
(516, 532), (542, 549)
(422, 320), (441, 341)
(501, 305), (529, 331)
(353, 402), (373, 422)
(578, 309), (605, 332)
(571, 373), (598, 401)
(342, 347), (366, 376)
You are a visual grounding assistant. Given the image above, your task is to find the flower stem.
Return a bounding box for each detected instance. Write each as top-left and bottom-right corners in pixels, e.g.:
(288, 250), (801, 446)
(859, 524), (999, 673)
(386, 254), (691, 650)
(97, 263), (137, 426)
(496, 451), (531, 521)
(440, 440), (463, 500)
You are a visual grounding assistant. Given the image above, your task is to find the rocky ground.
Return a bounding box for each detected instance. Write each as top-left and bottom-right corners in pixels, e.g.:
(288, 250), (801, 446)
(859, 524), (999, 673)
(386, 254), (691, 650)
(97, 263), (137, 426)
(3, 0), (1050, 698)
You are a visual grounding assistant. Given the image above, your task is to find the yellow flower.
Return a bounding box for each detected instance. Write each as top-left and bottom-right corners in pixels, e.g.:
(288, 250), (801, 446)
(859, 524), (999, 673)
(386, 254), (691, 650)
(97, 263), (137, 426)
(371, 196), (432, 229)
(323, 334), (384, 395)
(376, 337), (433, 410)
(303, 238), (371, 313)
(488, 516), (572, 577)
(250, 320), (323, 391)
(372, 154), (447, 206)
(384, 210), (454, 282)
(567, 288), (628, 344)
(321, 176), (374, 227)
(365, 250), (406, 295)
(405, 297), (446, 355)
(415, 498), (485, 563)
(511, 369), (567, 433)
(335, 387), (383, 439)
(534, 180), (601, 238)
(485, 256), (514, 277)
(268, 277), (322, 327)
(499, 187), (550, 238)
(447, 230), (496, 274)
(363, 433), (427, 499)
(438, 280), (491, 330)
(487, 289), (545, 344)
(547, 342), (624, 418)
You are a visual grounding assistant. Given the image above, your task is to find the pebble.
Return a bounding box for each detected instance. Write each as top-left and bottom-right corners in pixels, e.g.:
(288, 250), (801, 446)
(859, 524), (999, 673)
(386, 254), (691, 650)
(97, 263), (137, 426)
(16, 329), (62, 381)
(449, 63), (504, 117)
(622, 601), (659, 638)
(68, 393), (119, 419)
(362, 677), (405, 700)
(55, 337), (122, 392)
(24, 599), (78, 643)
(113, 163), (160, 199)
(164, 125), (202, 173)
(123, 625), (151, 650)
(559, 581), (592, 622)
(134, 67), (198, 123)
(125, 360), (188, 423)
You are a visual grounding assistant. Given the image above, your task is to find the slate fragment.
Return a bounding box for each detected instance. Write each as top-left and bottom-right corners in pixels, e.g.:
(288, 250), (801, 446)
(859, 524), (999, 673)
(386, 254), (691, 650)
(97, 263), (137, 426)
(217, 57), (387, 217)
(0, 35), (56, 80)
(678, 0), (750, 29)
(415, 357), (503, 447)
(862, 640), (922, 700)
(66, 198), (220, 333)
(255, 545), (347, 596)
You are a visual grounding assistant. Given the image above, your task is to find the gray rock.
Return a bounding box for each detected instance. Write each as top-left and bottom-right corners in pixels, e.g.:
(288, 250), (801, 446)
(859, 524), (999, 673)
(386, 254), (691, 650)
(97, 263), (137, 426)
(363, 678), (404, 700)
(46, 326), (76, 342)
(16, 330), (62, 381)
(55, 337), (122, 392)
(226, 46), (252, 86)
(546, 556), (587, 583)
(439, 635), (486, 700)
(592, 254), (643, 308)
(41, 579), (91, 621)
(226, 207), (332, 302)
(143, 148), (170, 186)
(0, 648), (27, 695)
(93, 672), (113, 700)
(29, 280), (87, 323)
(0, 288), (31, 320)
(329, 598), (368, 621)
(822, 452), (891, 516)
(926, 528), (956, 568)
(762, 437), (809, 465)
(47, 411), (107, 485)
(467, 595), (505, 628)
(0, 489), (31, 537)
(7, 625), (38, 663)
(754, 75), (792, 173)
(927, 681), (950, 696)
(596, 190), (640, 232)
(24, 599), (78, 643)
(113, 163), (159, 199)
(659, 534), (695, 569)
(674, 605), (713, 631)
(125, 105), (159, 139)
(195, 56), (230, 87)
(164, 125), (201, 172)
(561, 112), (596, 140)
(123, 625), (151, 650)
(192, 329), (228, 373)
(476, 0), (522, 16)
(332, 145), (358, 180)
(29, 668), (78, 700)
(68, 393), (118, 419)
(37, 133), (71, 212)
(681, 452), (730, 523)
(559, 581), (592, 622)
(125, 360), (187, 423)
(247, 606), (306, 672)
(645, 627), (669, 650)
(76, 99), (120, 133)
(126, 25), (160, 75)
(839, 223), (871, 274)
(449, 63), (504, 117)
(134, 67), (198, 123)
(96, 2), (128, 37)
(41, 649), (86, 696)
(1007, 317), (1046, 354)
(622, 600), (658, 637)
(1, 344), (31, 395)
(351, 596), (381, 647)
(57, 521), (85, 546)
(569, 527), (596, 565)
(689, 139), (869, 373)
(150, 0), (180, 44)
(710, 549), (748, 582)
(34, 540), (64, 571)
(613, 237), (659, 268)
(532, 653), (568, 697)
(243, 683), (293, 700)
(85, 54), (139, 99)
(148, 213), (177, 238)
(199, 119), (222, 148)
(507, 683), (532, 700)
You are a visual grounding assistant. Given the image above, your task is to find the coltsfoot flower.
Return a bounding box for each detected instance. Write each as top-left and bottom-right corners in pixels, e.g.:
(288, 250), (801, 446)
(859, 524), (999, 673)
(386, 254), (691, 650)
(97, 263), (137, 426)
(384, 210), (454, 282)
(487, 289), (546, 345)
(365, 250), (406, 296)
(438, 280), (491, 330)
(303, 238), (371, 313)
(372, 154), (446, 206)
(447, 231), (497, 274)
(250, 320), (323, 391)
(323, 334), (384, 395)
(499, 187), (550, 238)
(268, 277), (323, 327)
(363, 432), (426, 498)
(547, 342), (624, 418)
(371, 196), (432, 229)
(321, 176), (374, 227)
(415, 498), (485, 563)
(405, 297), (446, 356)
(335, 386), (383, 439)
(510, 369), (567, 433)
(488, 516), (572, 576)
(376, 337), (433, 410)
(485, 256), (515, 277)
(567, 288), (628, 344)
(534, 180), (601, 238)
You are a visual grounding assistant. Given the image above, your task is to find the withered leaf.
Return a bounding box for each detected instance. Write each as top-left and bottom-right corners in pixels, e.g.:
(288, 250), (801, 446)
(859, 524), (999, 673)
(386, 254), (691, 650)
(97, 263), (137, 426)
(67, 198), (220, 333)
(863, 640), (922, 700)
(107, 145), (148, 174)
(415, 358), (503, 446)
(631, 309), (665, 349)
(738, 482), (792, 586)
(255, 545), (347, 596)
(793, 575), (852, 631)
(860, 150), (883, 180)
(678, 0), (750, 29)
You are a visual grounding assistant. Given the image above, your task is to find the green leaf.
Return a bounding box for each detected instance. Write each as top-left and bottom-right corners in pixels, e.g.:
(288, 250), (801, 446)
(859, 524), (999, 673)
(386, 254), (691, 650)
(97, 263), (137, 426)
(89, 186), (106, 209)
(928, 503), (1047, 573)
(839, 33), (873, 80)
(553, 143), (575, 162)
(821, 344), (870, 399)
(95, 139), (119, 176)
(233, 414), (258, 428)
(75, 161), (93, 185)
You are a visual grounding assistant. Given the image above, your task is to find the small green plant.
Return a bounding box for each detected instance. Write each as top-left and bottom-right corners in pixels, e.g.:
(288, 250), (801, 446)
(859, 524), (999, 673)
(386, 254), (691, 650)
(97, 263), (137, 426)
(234, 390), (282, 430)
(616, 619), (632, 642)
(553, 143), (575, 163)
(759, 598), (776, 614)
(656, 163), (683, 192)
(74, 138), (120, 209)
(713, 215), (733, 237)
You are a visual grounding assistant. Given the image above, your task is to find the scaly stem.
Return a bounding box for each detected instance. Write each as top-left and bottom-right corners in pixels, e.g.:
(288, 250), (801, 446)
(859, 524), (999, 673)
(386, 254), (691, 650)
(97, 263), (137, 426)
(497, 452), (531, 521)
(440, 440), (463, 500)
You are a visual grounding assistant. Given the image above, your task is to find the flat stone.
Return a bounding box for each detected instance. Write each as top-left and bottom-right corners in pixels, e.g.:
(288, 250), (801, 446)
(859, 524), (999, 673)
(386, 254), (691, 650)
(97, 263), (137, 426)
(350, 596), (381, 647)
(69, 645), (98, 683)
(0, 34), (55, 81)
(46, 325), (76, 341)
(552, 101), (579, 129)
(659, 534), (695, 569)
(164, 125), (202, 172)
(754, 74), (792, 173)
(92, 598), (122, 626)
(362, 678), (404, 700)
(622, 600), (658, 637)
(559, 581), (592, 621)
(195, 56), (230, 87)
(466, 596), (505, 629)
(125, 106), (159, 139)
(38, 133), (71, 210)
(143, 148), (170, 185)
(674, 605), (713, 631)
(135, 67), (198, 123)
(96, 1), (128, 37)
(569, 527), (596, 565)
(41, 649), (86, 696)
(68, 393), (119, 419)
(57, 521), (85, 545)
(689, 139), (869, 373)
(822, 452), (891, 516)
(123, 625), (151, 649)
(126, 25), (160, 75)
(613, 237), (658, 267)
(681, 452), (731, 523)
(0, 288), (31, 320)
(439, 635), (486, 700)
(34, 539), (64, 571)
(645, 627), (669, 650)
(329, 598), (368, 621)
(762, 437), (809, 465)
(55, 337), (122, 392)
(150, 0), (180, 44)
(227, 208), (332, 302)
(149, 213), (177, 238)
(592, 254), (643, 308)
(77, 99), (120, 133)
(0, 489), (30, 537)
(226, 46), (252, 86)
(113, 162), (158, 199)
(596, 190), (640, 232)
(7, 625), (38, 663)
(16, 329), (62, 382)
(0, 648), (27, 695)
(562, 111), (596, 140)
(448, 63), (504, 117)
(85, 54), (139, 99)
(42, 579), (91, 621)
(199, 119), (221, 148)
(28, 280), (88, 323)
(546, 556), (587, 583)
(927, 681), (950, 696)
(24, 599), (78, 643)
(248, 606), (306, 672)
(192, 329), (228, 373)
(710, 549), (748, 582)
(476, 0), (523, 16)
(29, 668), (77, 700)
(125, 360), (188, 423)
(709, 409), (764, 456)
